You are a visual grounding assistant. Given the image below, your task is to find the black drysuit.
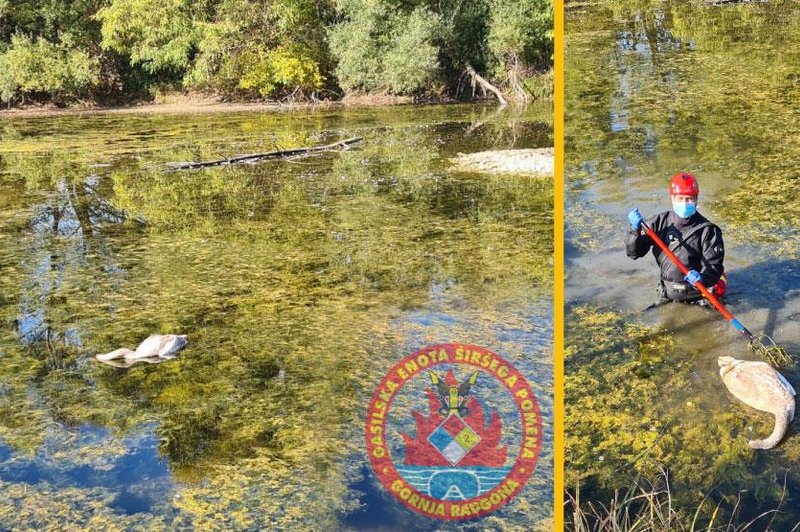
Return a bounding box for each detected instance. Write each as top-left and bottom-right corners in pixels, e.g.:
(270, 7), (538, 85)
(625, 210), (725, 302)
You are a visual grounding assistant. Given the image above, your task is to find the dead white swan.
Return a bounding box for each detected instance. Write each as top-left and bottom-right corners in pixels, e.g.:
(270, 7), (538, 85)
(718, 356), (796, 450)
(96, 334), (188, 364)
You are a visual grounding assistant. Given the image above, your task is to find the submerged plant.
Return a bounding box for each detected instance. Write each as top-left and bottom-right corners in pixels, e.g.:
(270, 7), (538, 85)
(565, 306), (800, 528)
(0, 107), (553, 528)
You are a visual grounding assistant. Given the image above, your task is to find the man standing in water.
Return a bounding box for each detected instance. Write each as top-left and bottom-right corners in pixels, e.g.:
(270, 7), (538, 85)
(626, 172), (727, 305)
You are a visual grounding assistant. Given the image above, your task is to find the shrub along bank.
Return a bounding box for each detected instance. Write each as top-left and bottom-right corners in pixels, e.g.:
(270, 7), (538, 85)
(0, 0), (552, 108)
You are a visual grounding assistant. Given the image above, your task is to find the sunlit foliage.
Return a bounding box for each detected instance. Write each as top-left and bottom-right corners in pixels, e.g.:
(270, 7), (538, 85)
(488, 0), (553, 98)
(328, 3), (441, 95)
(185, 0), (333, 99)
(97, 0), (203, 75)
(0, 34), (100, 104)
(0, 0), (552, 105)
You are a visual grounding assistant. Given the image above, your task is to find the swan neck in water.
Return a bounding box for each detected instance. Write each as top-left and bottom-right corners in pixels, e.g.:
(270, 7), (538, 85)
(749, 410), (793, 450)
(96, 348), (135, 361)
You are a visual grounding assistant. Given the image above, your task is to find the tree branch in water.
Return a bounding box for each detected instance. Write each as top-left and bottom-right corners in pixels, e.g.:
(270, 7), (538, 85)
(166, 137), (364, 170)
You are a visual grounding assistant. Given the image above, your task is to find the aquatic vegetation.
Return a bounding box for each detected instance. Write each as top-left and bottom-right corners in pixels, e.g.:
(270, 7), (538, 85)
(567, 0), (800, 256)
(567, 468), (792, 532)
(565, 306), (800, 527)
(566, 306), (692, 486)
(0, 478), (171, 530)
(0, 105), (552, 528)
(563, 197), (619, 254)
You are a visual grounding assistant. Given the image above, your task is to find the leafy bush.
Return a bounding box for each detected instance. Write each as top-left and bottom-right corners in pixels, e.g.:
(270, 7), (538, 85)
(184, 0), (332, 99)
(96, 0), (201, 75)
(383, 9), (440, 94)
(329, 4), (442, 95)
(523, 68), (553, 100)
(488, 0), (553, 70)
(238, 45), (324, 98)
(0, 34), (100, 104)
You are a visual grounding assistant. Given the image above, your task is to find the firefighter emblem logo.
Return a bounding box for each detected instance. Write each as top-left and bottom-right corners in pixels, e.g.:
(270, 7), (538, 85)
(365, 344), (542, 520)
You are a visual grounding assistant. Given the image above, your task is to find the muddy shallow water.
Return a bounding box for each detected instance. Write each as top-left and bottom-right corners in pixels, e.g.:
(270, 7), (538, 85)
(566, 0), (800, 526)
(0, 104), (553, 529)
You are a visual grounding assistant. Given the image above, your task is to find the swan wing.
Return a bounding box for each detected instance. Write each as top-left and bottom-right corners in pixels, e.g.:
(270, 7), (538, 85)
(133, 334), (188, 358)
(132, 335), (168, 359)
(157, 335), (188, 357)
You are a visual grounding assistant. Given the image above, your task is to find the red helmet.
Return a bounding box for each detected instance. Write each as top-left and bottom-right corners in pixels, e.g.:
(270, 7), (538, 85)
(669, 172), (699, 196)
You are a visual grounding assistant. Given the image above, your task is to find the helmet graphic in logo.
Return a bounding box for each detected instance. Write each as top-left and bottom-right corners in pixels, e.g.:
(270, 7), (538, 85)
(365, 344), (542, 521)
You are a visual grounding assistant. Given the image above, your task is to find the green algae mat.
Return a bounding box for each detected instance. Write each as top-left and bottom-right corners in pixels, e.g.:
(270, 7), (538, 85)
(566, 0), (800, 528)
(0, 104), (553, 529)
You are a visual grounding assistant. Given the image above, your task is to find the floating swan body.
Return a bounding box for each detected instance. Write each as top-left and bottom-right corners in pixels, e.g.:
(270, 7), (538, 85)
(131, 334), (188, 360)
(96, 335), (188, 364)
(718, 356), (796, 450)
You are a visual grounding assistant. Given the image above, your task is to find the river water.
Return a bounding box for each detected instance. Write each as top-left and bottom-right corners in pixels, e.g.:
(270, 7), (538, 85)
(566, 0), (800, 527)
(0, 104), (553, 529)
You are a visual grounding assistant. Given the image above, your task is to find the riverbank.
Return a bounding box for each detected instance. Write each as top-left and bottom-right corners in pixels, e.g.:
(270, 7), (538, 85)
(0, 92), (492, 118)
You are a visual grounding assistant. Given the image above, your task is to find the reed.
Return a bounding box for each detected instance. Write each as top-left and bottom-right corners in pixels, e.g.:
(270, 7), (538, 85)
(566, 468), (795, 532)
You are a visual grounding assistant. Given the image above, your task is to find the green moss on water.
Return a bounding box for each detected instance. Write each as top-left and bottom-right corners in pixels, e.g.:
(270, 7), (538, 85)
(0, 105), (552, 528)
(567, 0), (800, 255)
(566, 306), (692, 487)
(565, 305), (800, 527)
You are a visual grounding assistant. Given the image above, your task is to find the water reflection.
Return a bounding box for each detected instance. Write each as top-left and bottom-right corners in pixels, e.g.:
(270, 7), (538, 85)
(0, 104), (552, 528)
(567, 0), (800, 527)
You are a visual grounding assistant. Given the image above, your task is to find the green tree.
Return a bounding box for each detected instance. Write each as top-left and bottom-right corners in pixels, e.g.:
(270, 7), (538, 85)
(488, 0), (553, 99)
(186, 0), (333, 99)
(0, 0), (553, 105)
(96, 0), (205, 76)
(328, 0), (552, 101)
(0, 0), (105, 45)
(428, 0), (491, 77)
(0, 34), (100, 104)
(328, 1), (442, 95)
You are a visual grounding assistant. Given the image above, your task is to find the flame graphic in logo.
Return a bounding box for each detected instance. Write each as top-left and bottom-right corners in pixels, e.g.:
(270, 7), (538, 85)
(401, 369), (507, 466)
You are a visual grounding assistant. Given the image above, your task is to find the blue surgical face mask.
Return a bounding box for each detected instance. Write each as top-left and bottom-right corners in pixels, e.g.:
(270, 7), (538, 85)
(672, 199), (696, 219)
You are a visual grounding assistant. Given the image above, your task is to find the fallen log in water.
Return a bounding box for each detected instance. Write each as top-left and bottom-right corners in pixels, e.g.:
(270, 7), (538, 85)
(166, 137), (364, 170)
(704, 0), (766, 4)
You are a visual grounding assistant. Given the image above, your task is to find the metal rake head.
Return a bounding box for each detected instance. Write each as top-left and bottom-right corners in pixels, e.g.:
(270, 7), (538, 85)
(749, 332), (793, 368)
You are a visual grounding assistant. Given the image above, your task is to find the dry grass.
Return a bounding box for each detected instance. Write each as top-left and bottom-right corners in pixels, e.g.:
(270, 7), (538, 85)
(566, 468), (797, 532)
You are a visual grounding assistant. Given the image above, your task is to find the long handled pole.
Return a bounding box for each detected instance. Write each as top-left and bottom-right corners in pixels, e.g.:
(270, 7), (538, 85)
(640, 220), (791, 367)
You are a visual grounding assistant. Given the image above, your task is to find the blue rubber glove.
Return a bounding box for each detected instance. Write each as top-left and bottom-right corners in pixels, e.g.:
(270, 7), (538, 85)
(627, 208), (644, 230)
(684, 270), (702, 285)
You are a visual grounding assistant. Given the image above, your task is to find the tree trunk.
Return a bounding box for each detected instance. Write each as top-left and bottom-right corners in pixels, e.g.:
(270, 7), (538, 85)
(507, 54), (529, 104)
(464, 64), (507, 107)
